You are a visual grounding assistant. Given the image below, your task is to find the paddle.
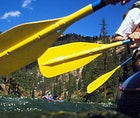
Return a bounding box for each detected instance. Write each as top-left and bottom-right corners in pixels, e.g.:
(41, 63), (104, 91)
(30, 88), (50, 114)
(38, 39), (131, 78)
(87, 57), (132, 94)
(0, 0), (107, 76)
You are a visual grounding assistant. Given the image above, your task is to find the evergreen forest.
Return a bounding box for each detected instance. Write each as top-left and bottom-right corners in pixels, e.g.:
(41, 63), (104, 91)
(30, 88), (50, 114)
(0, 19), (134, 104)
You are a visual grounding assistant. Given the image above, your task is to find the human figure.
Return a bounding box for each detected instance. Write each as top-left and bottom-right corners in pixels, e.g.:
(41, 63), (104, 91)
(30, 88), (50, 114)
(114, 1), (140, 72)
(58, 96), (64, 102)
(115, 1), (140, 44)
(42, 91), (54, 102)
(47, 93), (54, 102)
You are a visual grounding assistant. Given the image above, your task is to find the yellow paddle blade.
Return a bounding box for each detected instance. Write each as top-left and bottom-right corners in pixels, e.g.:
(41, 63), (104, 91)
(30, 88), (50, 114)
(87, 57), (132, 94)
(38, 42), (105, 78)
(0, 2), (101, 75)
(38, 39), (130, 78)
(0, 18), (62, 53)
(38, 39), (131, 78)
(87, 65), (121, 94)
(0, 18), (67, 75)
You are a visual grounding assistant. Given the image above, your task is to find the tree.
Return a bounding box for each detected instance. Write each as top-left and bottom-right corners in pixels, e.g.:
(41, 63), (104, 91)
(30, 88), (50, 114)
(100, 18), (109, 97)
(100, 18), (108, 37)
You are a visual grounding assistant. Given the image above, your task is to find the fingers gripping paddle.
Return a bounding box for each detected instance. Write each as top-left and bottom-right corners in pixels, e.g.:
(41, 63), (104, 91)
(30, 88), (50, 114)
(0, 0), (107, 75)
(87, 57), (132, 94)
(38, 39), (131, 78)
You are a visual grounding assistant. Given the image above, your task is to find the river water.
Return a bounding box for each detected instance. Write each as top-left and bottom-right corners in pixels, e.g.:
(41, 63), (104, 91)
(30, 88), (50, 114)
(0, 96), (129, 118)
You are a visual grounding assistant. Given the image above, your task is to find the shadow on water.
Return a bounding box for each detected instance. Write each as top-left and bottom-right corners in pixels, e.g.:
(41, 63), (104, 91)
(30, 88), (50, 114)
(0, 96), (130, 118)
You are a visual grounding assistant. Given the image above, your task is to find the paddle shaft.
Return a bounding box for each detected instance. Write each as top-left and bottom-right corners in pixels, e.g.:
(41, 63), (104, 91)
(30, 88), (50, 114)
(44, 39), (131, 66)
(0, 1), (106, 58)
(121, 57), (132, 66)
(0, 0), (107, 75)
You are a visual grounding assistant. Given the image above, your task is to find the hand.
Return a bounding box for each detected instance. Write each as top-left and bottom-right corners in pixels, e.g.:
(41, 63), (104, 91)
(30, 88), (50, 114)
(105, 0), (130, 5)
(129, 32), (140, 42)
(129, 32), (140, 48)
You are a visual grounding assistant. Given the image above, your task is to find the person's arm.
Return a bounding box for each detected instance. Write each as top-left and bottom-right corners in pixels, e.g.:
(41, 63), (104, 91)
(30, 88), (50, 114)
(114, 30), (140, 48)
(114, 8), (140, 48)
(105, 0), (130, 5)
(114, 32), (140, 47)
(114, 34), (127, 41)
(114, 31), (140, 48)
(114, 8), (139, 40)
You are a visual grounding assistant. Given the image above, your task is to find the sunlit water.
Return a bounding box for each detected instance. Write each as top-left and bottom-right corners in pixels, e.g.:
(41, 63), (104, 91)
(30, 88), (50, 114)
(0, 96), (116, 112)
(0, 96), (130, 118)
